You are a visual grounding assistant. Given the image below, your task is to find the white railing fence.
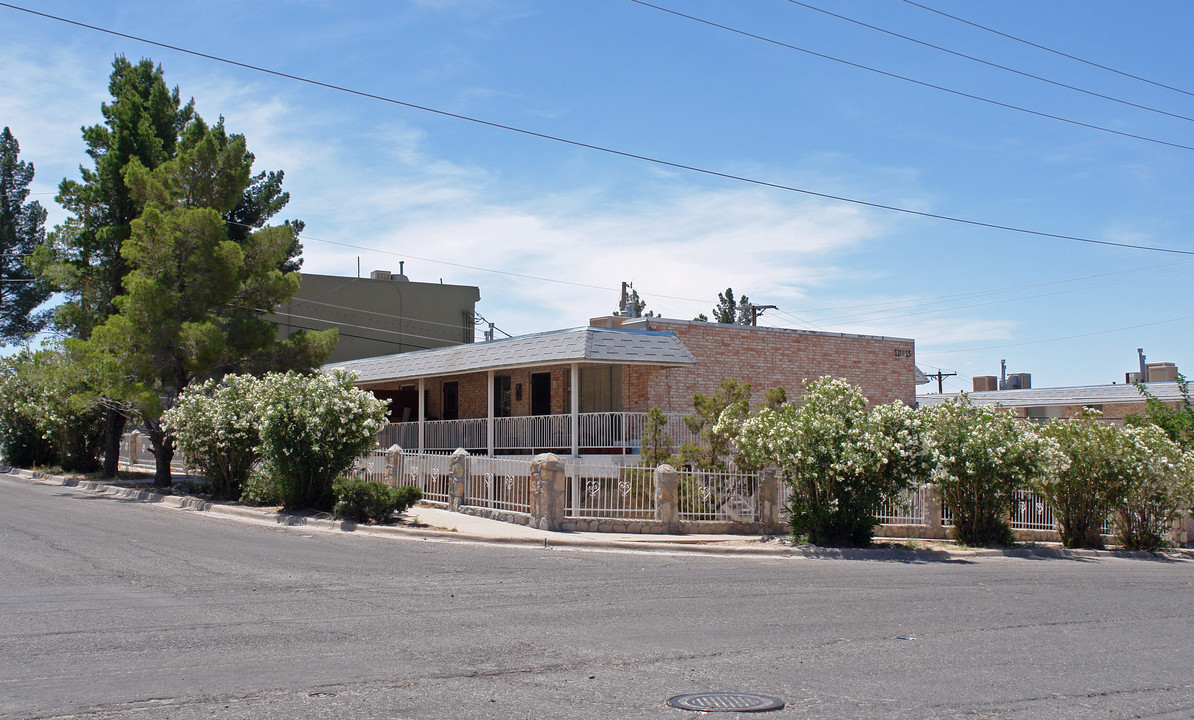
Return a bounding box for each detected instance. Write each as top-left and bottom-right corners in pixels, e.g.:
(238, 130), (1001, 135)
(566, 465), (656, 519)
(677, 469), (758, 522)
(468, 456), (533, 513)
(493, 415), (569, 452)
(402, 453), (453, 503)
(876, 484), (935, 526)
(341, 445), (1129, 541)
(348, 447), (393, 485)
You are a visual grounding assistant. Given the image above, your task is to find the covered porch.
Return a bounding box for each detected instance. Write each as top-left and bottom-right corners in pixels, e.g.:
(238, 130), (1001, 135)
(330, 326), (698, 457)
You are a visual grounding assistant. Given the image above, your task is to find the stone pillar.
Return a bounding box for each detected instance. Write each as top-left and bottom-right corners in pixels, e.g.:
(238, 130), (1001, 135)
(925, 484), (944, 539)
(757, 469), (782, 535)
(530, 453), (566, 531)
(448, 448), (470, 512)
(654, 464), (680, 533)
(384, 444), (403, 487)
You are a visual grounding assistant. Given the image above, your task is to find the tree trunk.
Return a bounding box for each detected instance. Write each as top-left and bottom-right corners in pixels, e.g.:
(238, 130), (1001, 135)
(146, 421), (174, 488)
(101, 408), (127, 478)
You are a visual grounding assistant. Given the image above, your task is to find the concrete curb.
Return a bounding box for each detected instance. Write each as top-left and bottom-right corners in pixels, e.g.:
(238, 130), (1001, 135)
(5, 468), (1190, 561)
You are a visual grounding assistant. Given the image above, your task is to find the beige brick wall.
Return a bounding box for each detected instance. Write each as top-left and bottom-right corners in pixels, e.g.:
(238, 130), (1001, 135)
(630, 319), (916, 411)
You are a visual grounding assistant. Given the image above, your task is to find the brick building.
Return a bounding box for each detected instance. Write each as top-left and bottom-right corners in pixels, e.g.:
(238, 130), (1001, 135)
(333, 316), (917, 457)
(917, 382), (1187, 423)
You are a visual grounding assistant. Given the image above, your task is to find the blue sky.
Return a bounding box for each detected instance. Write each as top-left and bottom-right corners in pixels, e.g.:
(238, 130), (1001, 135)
(2, 0), (1193, 393)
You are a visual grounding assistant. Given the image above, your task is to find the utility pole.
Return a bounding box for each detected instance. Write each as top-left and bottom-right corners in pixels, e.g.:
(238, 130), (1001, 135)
(925, 369), (957, 394)
(747, 304), (778, 326)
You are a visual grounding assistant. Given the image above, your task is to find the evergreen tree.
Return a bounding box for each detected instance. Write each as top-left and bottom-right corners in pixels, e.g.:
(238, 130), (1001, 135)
(31, 58), (194, 476)
(0, 127), (51, 344)
(82, 116), (334, 486)
(695, 288), (751, 324)
(33, 57), (315, 477)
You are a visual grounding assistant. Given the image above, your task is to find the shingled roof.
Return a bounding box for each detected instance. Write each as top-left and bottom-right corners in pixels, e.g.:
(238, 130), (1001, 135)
(917, 382), (1186, 408)
(327, 326), (698, 385)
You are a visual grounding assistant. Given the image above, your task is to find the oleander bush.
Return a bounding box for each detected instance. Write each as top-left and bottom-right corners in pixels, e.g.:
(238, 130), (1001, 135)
(726, 376), (933, 547)
(163, 375), (262, 500)
(1114, 425), (1194, 551)
(332, 476), (422, 523)
(1034, 410), (1128, 549)
(255, 370), (388, 511)
(0, 350), (103, 472)
(926, 394), (1062, 547)
(239, 468), (284, 506)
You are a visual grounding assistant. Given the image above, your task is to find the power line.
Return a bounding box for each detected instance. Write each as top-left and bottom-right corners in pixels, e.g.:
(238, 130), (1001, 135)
(267, 319), (438, 351)
(626, 0), (1194, 153)
(283, 295), (480, 333)
(782, 0), (1194, 124)
(3, 2), (1193, 258)
(902, 0), (1194, 100)
(266, 308), (470, 347)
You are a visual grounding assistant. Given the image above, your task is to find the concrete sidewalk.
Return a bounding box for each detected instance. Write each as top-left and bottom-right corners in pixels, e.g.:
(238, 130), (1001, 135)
(4, 466), (1185, 561)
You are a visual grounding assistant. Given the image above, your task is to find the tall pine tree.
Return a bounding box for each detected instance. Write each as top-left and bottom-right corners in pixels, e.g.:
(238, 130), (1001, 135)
(34, 58), (314, 478)
(82, 114), (334, 486)
(0, 127), (51, 344)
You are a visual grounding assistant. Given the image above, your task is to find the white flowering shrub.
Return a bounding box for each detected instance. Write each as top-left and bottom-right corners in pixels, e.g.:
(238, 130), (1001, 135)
(254, 370), (388, 510)
(726, 376), (933, 546)
(927, 395), (1062, 547)
(0, 352), (52, 466)
(0, 350), (104, 471)
(1114, 425), (1194, 551)
(1034, 410), (1132, 549)
(163, 374), (262, 499)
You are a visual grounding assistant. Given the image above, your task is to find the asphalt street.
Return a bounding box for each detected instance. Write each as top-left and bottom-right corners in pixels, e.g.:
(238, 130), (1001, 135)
(3, 473), (1194, 719)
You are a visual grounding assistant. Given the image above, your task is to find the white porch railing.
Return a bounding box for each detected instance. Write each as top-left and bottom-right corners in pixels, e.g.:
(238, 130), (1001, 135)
(427, 418), (488, 451)
(494, 415), (570, 452)
(377, 411), (695, 454)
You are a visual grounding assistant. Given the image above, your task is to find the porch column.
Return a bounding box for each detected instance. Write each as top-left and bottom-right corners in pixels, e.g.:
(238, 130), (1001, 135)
(417, 378), (425, 454)
(570, 362), (579, 457)
(487, 370), (495, 457)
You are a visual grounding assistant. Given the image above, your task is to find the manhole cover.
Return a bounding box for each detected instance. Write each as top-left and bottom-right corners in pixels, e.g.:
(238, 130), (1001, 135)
(666, 692), (785, 713)
(307, 692), (337, 699)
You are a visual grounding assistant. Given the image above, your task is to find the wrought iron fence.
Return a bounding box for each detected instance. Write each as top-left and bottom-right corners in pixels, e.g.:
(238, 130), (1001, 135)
(677, 469), (758, 522)
(468, 456), (533, 513)
(876, 484), (934, 526)
(401, 453), (453, 503)
(1010, 489), (1055, 531)
(566, 465), (656, 519)
(347, 447), (394, 485)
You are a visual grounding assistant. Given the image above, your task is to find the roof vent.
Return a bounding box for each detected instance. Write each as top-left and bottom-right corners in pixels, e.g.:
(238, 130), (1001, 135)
(392, 260), (410, 282)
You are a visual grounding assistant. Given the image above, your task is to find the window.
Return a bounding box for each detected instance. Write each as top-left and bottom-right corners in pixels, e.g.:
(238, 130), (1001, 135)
(579, 366), (622, 413)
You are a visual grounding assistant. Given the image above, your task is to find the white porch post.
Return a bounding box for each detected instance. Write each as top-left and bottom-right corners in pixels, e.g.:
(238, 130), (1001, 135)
(570, 362), (579, 457)
(487, 370), (495, 457)
(417, 378), (425, 454)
